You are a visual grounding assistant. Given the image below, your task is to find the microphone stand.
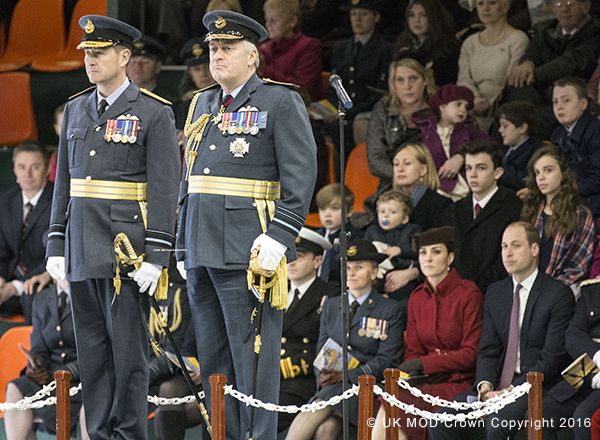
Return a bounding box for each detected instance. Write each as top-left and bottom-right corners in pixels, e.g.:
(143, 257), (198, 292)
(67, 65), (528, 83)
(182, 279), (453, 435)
(337, 102), (351, 440)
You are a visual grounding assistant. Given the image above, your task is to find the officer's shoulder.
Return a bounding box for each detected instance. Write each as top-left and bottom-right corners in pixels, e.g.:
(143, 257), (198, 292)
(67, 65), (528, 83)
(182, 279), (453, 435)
(192, 83), (220, 95)
(140, 88), (172, 105)
(68, 86), (96, 101)
(262, 78), (300, 91)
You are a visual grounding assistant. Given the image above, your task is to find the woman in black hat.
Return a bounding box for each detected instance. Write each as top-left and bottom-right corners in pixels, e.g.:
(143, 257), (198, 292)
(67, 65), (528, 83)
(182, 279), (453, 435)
(371, 226), (483, 440)
(286, 239), (405, 439)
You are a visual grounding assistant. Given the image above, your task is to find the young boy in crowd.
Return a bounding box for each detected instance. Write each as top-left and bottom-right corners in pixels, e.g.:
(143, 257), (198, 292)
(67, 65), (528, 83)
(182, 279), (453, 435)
(412, 84), (491, 201)
(497, 101), (540, 194)
(316, 183), (363, 285)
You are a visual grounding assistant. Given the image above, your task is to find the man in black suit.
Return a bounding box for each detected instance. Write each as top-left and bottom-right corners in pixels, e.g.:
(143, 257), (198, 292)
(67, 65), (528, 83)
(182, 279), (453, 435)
(278, 227), (338, 434)
(0, 141), (53, 321)
(450, 140), (522, 293)
(429, 221), (575, 440)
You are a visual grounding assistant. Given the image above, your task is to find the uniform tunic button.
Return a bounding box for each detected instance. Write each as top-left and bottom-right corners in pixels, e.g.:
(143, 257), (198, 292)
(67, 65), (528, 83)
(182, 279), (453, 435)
(281, 349), (286, 355)
(89, 150), (96, 156)
(349, 80), (354, 85)
(302, 338), (309, 344)
(95, 126), (101, 132)
(303, 349), (308, 354)
(348, 345), (352, 351)
(349, 66), (355, 72)
(351, 92), (356, 98)
(281, 337), (287, 344)
(59, 340), (64, 347)
(209, 144), (216, 150)
(133, 214), (139, 220)
(61, 352), (66, 358)
(203, 168), (210, 174)
(56, 325), (61, 332)
(85, 176), (92, 181)
(70, 134), (74, 139)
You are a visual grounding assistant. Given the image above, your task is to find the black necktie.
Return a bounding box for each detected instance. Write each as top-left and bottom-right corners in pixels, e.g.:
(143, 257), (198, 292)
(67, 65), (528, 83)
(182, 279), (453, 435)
(22, 202), (33, 237)
(58, 291), (68, 317)
(15, 202), (34, 277)
(350, 300), (360, 320)
(287, 288), (301, 313)
(98, 99), (109, 117)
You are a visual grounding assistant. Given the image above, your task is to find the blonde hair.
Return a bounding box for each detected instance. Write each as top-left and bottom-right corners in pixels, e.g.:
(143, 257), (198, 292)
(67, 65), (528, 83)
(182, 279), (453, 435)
(206, 0), (242, 12)
(393, 143), (440, 191)
(384, 58), (436, 114)
(264, 0), (300, 18)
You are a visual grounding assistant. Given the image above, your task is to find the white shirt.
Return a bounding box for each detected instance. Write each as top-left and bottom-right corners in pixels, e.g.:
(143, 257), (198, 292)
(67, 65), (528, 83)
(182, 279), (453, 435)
(96, 78), (130, 112)
(223, 81), (247, 98)
(472, 185), (499, 218)
(287, 276), (317, 310)
(349, 291), (370, 306)
(512, 269), (538, 374)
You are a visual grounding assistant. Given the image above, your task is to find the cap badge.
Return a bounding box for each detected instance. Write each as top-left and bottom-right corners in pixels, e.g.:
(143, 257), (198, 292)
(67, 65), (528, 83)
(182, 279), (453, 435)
(192, 44), (204, 56)
(348, 245), (358, 256)
(84, 18), (95, 34)
(134, 41), (144, 49)
(215, 16), (227, 29)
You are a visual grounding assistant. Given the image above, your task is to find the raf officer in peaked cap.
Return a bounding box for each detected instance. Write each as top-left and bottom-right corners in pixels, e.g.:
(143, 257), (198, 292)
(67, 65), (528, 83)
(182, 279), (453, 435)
(45, 14), (180, 440)
(175, 10), (317, 440)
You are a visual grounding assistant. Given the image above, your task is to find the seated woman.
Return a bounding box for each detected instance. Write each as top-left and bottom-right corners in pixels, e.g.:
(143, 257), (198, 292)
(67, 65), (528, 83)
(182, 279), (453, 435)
(393, 0), (460, 86)
(363, 143), (452, 298)
(367, 57), (433, 189)
(457, 0), (528, 130)
(372, 226), (483, 440)
(285, 240), (405, 440)
(521, 144), (595, 290)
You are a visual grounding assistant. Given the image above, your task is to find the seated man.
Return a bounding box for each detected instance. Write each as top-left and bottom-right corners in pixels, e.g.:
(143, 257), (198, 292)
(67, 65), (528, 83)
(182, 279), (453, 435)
(0, 141), (53, 322)
(429, 221), (575, 440)
(4, 278), (86, 439)
(504, 0), (600, 133)
(279, 227), (338, 434)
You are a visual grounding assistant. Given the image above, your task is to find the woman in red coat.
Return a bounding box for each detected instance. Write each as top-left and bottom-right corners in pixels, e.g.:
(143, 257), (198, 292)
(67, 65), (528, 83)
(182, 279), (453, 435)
(372, 226), (484, 440)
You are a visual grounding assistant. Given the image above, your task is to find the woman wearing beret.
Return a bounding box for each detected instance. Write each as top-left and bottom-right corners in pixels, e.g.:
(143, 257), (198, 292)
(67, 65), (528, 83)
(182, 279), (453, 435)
(372, 227), (483, 440)
(285, 240), (405, 440)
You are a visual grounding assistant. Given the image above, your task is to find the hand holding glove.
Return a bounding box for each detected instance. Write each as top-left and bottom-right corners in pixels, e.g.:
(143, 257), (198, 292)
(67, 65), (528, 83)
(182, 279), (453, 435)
(129, 262), (162, 296)
(592, 371), (600, 389)
(251, 233), (287, 271)
(46, 256), (66, 280)
(399, 358), (423, 375)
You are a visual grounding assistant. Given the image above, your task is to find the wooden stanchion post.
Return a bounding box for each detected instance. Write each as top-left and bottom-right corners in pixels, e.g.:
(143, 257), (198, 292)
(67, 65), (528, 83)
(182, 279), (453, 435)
(527, 371), (543, 440)
(357, 375), (376, 440)
(55, 370), (72, 440)
(210, 374), (227, 440)
(384, 368), (401, 440)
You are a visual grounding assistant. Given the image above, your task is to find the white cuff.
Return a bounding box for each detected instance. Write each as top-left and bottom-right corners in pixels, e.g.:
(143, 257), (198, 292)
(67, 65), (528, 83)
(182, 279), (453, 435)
(11, 280), (24, 297)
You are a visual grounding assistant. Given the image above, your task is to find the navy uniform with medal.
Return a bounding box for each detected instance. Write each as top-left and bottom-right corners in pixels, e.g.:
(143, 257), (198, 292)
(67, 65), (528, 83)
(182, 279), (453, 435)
(176, 10), (317, 440)
(45, 15), (180, 440)
(278, 228), (338, 433)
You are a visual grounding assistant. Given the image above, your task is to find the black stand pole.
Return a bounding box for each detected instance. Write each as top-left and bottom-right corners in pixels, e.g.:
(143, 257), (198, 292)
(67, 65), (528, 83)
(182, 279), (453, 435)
(337, 103), (351, 440)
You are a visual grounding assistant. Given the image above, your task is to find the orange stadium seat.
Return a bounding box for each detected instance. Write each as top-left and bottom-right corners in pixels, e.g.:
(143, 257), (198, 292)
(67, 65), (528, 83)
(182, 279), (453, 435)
(32, 0), (107, 72)
(345, 143), (379, 214)
(0, 0), (65, 72)
(0, 325), (33, 405)
(0, 72), (38, 145)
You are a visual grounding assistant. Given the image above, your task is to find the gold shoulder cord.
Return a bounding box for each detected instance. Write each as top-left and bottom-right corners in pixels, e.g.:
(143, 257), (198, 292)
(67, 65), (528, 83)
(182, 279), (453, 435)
(183, 93), (212, 181)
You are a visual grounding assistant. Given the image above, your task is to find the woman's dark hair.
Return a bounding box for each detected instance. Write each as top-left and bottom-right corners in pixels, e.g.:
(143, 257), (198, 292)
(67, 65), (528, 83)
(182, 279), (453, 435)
(394, 0), (457, 58)
(521, 144), (580, 238)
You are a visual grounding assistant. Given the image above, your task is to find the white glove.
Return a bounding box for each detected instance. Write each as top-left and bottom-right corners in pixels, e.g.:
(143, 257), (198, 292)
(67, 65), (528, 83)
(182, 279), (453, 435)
(129, 262), (162, 296)
(592, 371), (600, 389)
(177, 261), (187, 280)
(46, 256), (66, 281)
(251, 234), (287, 271)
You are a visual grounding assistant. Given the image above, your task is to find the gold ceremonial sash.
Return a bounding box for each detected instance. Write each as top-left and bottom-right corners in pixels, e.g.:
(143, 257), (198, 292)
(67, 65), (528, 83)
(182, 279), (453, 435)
(70, 179), (147, 201)
(188, 175), (280, 200)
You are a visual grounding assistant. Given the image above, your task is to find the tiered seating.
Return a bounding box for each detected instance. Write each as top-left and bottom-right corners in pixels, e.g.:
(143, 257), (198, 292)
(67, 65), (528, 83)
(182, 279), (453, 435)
(0, 72), (38, 145)
(345, 142), (379, 214)
(0, 325), (32, 406)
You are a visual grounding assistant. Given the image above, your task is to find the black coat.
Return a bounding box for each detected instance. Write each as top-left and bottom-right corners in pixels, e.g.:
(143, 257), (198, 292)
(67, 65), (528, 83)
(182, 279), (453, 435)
(499, 137), (540, 192)
(450, 187), (522, 293)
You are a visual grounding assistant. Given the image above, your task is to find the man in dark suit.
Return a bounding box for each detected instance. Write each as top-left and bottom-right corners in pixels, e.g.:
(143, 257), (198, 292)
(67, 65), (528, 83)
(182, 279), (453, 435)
(0, 141), (53, 322)
(278, 227), (338, 433)
(45, 15), (180, 440)
(542, 278), (600, 440)
(450, 140), (522, 293)
(429, 221), (575, 440)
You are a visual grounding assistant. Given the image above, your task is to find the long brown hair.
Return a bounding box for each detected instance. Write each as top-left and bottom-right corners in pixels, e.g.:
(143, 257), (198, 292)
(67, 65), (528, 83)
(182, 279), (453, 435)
(521, 144), (580, 237)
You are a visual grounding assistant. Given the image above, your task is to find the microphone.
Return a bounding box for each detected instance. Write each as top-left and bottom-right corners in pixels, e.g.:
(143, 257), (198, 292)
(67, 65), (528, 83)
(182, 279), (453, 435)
(329, 74), (353, 110)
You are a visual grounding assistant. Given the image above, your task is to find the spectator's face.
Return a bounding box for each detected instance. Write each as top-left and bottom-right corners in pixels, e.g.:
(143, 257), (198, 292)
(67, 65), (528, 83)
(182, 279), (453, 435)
(84, 47), (129, 86)
(13, 151), (48, 195)
(127, 56), (161, 87)
(439, 100), (469, 125)
(264, 7), (296, 40)
(350, 8), (380, 37)
(209, 40), (257, 91)
(501, 224), (538, 278)
(377, 200), (408, 231)
(418, 244), (453, 281)
(407, 3), (428, 39)
(346, 260), (377, 293)
(287, 251), (321, 282)
(476, 0), (508, 25)
(533, 154), (562, 200)
(188, 63), (214, 89)
(465, 153), (502, 199)
(318, 198), (343, 231)
(551, 0), (590, 32)
(393, 65), (426, 107)
(393, 147), (427, 190)
(552, 85), (587, 126)
(498, 117), (528, 147)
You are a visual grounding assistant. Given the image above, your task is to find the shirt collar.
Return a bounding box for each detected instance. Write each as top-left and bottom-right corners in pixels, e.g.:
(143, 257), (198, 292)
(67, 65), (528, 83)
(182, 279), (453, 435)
(22, 186), (45, 207)
(472, 185), (499, 210)
(290, 276), (317, 300)
(97, 78), (130, 109)
(224, 81), (247, 99)
(565, 117), (580, 135)
(512, 268), (538, 293)
(349, 291), (370, 306)
(355, 32), (373, 46)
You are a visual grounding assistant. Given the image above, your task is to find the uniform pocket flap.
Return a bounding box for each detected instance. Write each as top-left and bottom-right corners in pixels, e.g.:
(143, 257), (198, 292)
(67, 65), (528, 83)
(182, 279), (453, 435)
(110, 204), (143, 222)
(224, 195), (256, 210)
(67, 127), (87, 140)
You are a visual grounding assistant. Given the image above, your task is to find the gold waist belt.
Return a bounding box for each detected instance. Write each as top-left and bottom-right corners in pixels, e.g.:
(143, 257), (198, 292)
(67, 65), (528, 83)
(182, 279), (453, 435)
(188, 175), (280, 200)
(70, 179), (147, 201)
